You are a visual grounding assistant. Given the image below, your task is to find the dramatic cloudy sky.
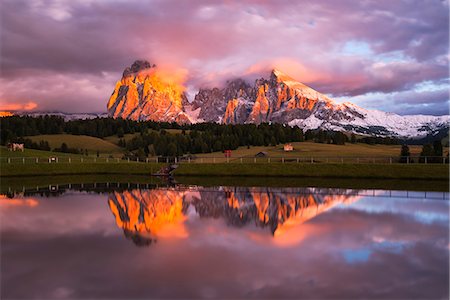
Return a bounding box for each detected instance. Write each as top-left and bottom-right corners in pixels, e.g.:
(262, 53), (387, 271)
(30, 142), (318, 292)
(1, 0), (449, 115)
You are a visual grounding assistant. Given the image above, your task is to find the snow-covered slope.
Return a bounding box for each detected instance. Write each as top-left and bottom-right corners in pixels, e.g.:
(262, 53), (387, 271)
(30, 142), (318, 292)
(18, 112), (108, 121)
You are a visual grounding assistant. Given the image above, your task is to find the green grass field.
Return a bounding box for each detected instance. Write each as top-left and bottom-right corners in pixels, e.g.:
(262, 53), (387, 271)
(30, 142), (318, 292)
(0, 162), (163, 177)
(0, 146), (83, 158)
(174, 163), (449, 180)
(104, 133), (140, 145)
(195, 142), (433, 159)
(26, 134), (123, 154)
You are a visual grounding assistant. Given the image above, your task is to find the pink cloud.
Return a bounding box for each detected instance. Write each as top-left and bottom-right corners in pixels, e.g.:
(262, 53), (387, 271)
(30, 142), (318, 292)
(0, 101), (38, 111)
(0, 0), (448, 114)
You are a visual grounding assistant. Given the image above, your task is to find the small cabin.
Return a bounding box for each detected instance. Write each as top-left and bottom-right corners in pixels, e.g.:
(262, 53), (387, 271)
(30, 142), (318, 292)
(7, 143), (24, 152)
(255, 151), (268, 157)
(283, 143), (294, 152)
(224, 150), (232, 158)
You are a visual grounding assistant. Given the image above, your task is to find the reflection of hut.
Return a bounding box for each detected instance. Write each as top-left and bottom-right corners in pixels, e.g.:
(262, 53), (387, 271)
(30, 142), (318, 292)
(283, 143), (294, 151)
(255, 151), (268, 157)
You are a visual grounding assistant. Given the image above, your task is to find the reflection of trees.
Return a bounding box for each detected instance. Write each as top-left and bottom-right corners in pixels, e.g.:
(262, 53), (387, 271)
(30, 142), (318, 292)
(108, 187), (360, 246)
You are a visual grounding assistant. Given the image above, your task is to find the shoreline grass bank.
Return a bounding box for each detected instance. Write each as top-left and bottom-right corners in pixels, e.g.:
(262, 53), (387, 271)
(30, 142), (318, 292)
(173, 163), (449, 180)
(1, 162), (448, 180)
(0, 162), (163, 177)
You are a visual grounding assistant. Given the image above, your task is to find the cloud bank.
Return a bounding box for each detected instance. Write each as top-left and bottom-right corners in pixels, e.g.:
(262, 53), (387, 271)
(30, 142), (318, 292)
(1, 0), (448, 115)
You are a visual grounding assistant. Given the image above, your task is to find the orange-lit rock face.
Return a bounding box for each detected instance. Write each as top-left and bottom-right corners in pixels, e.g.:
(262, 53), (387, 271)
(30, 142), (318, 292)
(247, 84), (270, 124)
(108, 189), (187, 246)
(107, 60), (190, 123)
(272, 70), (319, 112)
(223, 99), (240, 124)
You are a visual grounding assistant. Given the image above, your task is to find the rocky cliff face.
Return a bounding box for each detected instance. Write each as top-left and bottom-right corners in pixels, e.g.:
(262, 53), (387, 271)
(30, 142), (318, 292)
(107, 61), (449, 138)
(107, 60), (191, 123)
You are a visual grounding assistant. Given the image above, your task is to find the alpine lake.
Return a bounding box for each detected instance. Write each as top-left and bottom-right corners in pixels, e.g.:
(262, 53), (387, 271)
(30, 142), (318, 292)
(1, 175), (448, 299)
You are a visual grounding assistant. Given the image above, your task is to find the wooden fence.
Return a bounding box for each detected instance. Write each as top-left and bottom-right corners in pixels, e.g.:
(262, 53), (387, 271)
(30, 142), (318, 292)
(1, 156), (447, 164)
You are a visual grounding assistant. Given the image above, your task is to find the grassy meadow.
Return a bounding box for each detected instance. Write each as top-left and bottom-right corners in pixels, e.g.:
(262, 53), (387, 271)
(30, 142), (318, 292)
(1, 162), (163, 177)
(26, 134), (122, 155)
(195, 142), (428, 159)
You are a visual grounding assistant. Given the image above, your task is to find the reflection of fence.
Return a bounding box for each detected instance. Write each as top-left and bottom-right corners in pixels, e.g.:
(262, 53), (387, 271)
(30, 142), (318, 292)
(4, 183), (449, 200)
(1, 156), (448, 164)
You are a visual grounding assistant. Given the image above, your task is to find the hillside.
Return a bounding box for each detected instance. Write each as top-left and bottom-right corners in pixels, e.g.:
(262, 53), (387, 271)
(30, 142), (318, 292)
(25, 134), (123, 154)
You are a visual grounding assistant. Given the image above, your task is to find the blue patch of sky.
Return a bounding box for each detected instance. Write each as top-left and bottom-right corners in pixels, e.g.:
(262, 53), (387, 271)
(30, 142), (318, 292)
(339, 40), (373, 56)
(375, 50), (408, 63)
(334, 196), (449, 225)
(374, 241), (408, 254)
(414, 80), (450, 93)
(339, 41), (407, 63)
(342, 248), (372, 263)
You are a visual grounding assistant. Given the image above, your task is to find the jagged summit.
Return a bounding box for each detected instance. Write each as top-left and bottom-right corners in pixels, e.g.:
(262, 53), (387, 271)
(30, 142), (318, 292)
(107, 61), (190, 123)
(107, 62), (449, 138)
(122, 60), (156, 77)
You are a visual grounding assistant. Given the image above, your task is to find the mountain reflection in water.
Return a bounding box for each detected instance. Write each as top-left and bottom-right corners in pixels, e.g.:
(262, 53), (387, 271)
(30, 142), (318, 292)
(1, 185), (448, 299)
(108, 187), (361, 246)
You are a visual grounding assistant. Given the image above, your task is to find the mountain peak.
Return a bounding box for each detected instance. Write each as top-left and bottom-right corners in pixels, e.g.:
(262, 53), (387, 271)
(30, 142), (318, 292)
(123, 60), (156, 77)
(107, 61), (449, 138)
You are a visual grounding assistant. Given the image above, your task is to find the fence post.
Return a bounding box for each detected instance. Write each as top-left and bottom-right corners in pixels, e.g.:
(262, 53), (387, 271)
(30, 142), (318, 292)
(128, 158), (130, 163)
(424, 157), (427, 164)
(240, 157), (242, 163)
(296, 158), (299, 163)
(213, 157), (216, 163)
(268, 157), (270, 163)
(7, 158), (10, 164)
(166, 157), (168, 163)
(81, 157), (83, 163)
(254, 157), (256, 163)
(69, 157), (71, 163)
(310, 157), (313, 164)
(146, 158), (148, 163)
(36, 157), (38, 164)
(282, 157), (284, 164)
(94, 158), (96, 163)
(23, 157), (25, 164)
(106, 157), (108, 163)
(188, 157), (191, 163)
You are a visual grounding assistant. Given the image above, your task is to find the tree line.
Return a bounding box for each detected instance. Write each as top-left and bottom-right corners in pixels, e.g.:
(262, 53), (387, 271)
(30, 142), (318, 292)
(399, 141), (447, 163)
(0, 115), (444, 158)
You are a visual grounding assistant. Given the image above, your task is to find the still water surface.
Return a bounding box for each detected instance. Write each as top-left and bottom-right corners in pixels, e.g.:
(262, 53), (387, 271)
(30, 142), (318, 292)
(1, 185), (449, 299)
